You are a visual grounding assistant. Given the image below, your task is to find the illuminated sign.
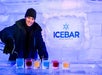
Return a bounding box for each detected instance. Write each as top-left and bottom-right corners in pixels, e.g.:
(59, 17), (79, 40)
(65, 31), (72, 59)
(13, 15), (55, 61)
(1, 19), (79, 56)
(44, 15), (87, 52)
(53, 24), (80, 38)
(43, 13), (90, 61)
(53, 31), (80, 38)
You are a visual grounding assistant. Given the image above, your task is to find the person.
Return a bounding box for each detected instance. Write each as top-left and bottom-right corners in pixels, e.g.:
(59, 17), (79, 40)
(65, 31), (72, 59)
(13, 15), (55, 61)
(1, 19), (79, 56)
(0, 8), (48, 61)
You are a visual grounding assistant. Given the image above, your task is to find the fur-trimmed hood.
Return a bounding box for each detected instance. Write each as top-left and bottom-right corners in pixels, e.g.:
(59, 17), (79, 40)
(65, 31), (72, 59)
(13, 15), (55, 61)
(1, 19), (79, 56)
(15, 19), (42, 31)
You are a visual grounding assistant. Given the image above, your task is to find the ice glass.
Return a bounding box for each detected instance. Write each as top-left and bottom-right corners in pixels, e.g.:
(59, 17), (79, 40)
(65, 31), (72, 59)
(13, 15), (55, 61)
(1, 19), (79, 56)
(62, 61), (70, 69)
(33, 60), (40, 69)
(25, 58), (33, 69)
(52, 60), (59, 69)
(42, 60), (49, 69)
(16, 58), (24, 68)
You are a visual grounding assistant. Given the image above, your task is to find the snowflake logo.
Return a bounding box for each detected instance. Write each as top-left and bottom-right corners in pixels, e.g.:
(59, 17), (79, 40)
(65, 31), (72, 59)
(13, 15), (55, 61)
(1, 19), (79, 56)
(63, 23), (69, 30)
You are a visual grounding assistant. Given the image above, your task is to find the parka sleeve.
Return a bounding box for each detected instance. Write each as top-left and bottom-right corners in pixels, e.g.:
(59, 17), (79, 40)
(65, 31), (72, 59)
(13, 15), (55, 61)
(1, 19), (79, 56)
(0, 26), (15, 43)
(36, 30), (48, 60)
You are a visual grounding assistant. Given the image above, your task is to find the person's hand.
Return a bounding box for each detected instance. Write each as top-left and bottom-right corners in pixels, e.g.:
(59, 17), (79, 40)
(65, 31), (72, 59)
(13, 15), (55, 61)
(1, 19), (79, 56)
(3, 38), (14, 54)
(40, 56), (48, 62)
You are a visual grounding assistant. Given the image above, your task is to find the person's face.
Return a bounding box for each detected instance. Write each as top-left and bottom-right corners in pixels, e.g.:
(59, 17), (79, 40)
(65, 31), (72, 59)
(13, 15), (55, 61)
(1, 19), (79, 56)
(25, 16), (35, 27)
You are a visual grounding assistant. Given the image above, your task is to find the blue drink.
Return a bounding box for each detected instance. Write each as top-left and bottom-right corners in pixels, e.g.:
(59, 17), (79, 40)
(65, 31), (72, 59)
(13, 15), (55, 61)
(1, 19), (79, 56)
(16, 58), (24, 68)
(42, 60), (49, 69)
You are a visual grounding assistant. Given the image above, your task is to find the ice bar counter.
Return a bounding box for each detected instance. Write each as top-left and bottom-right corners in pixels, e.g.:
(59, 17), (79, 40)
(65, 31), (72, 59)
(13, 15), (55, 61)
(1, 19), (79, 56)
(0, 59), (102, 75)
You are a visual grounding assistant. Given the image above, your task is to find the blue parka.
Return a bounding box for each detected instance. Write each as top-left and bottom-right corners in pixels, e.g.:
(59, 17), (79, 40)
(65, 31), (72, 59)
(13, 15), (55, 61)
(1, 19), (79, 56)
(0, 19), (48, 61)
